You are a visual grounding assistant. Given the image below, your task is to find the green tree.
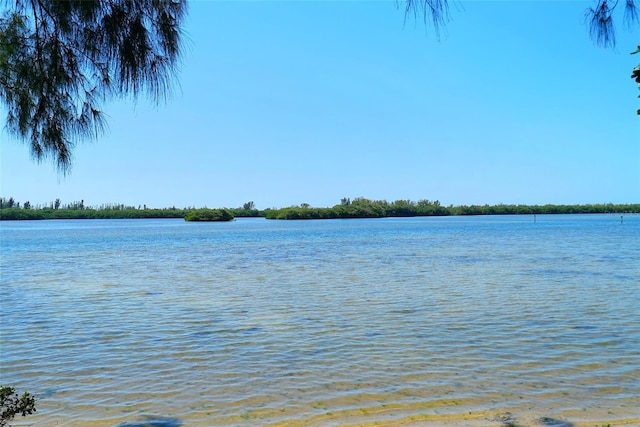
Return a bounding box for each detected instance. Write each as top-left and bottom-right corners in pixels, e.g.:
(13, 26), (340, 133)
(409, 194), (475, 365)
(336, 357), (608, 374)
(404, 0), (637, 43)
(584, 0), (638, 49)
(0, 386), (36, 427)
(0, 0), (187, 171)
(403, 1), (637, 45)
(585, 0), (640, 114)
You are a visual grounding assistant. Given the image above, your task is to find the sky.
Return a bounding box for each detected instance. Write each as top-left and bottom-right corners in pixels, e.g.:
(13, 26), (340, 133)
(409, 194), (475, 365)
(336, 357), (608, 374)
(1, 0), (639, 210)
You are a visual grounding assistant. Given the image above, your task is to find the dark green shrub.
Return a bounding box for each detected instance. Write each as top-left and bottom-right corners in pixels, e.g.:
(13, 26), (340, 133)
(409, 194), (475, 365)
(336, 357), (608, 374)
(0, 386), (36, 427)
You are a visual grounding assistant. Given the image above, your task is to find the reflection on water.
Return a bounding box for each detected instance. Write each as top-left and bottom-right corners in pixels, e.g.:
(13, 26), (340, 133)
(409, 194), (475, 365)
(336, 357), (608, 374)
(1, 215), (639, 426)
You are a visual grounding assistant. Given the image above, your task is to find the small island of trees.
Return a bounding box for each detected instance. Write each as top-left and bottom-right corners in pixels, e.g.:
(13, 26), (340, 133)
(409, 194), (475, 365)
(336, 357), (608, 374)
(184, 208), (233, 222)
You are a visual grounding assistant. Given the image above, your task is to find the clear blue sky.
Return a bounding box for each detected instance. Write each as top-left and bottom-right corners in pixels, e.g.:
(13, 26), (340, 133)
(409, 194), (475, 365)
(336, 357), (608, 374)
(1, 1), (639, 209)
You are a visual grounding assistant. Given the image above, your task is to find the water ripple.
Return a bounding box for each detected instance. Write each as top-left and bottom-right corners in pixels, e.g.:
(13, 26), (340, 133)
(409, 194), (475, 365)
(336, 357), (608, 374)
(1, 215), (639, 426)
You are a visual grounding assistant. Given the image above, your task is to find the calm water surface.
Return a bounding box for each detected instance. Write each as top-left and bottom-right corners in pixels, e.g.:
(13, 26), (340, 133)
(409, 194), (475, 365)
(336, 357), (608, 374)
(1, 215), (639, 427)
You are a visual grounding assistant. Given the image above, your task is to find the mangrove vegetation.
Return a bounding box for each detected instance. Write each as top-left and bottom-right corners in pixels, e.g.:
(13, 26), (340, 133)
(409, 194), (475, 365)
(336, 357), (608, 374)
(0, 197), (638, 221)
(264, 198), (639, 220)
(184, 209), (233, 222)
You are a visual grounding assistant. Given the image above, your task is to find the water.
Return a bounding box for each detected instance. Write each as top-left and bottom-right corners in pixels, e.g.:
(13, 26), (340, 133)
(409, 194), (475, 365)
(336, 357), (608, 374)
(1, 215), (639, 427)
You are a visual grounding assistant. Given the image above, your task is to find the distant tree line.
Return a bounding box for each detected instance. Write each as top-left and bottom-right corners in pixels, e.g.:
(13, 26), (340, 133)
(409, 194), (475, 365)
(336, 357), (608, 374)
(448, 203), (639, 216)
(0, 198), (266, 220)
(229, 201), (262, 218)
(266, 198), (640, 220)
(1, 197), (638, 221)
(0, 207), (189, 220)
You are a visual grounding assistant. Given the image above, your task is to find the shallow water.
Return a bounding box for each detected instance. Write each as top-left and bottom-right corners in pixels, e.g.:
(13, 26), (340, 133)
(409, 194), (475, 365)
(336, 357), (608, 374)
(1, 215), (639, 426)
